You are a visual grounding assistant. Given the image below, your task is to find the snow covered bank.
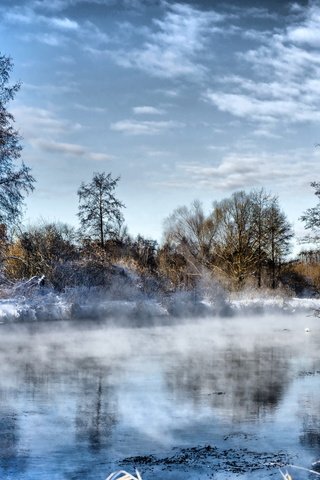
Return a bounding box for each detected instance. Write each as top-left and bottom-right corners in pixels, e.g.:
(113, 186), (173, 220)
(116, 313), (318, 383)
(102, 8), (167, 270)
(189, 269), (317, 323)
(229, 295), (320, 314)
(0, 286), (318, 324)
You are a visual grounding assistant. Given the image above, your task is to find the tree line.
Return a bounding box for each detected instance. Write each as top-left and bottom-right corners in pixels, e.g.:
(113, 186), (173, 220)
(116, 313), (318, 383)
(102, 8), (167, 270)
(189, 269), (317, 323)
(162, 191), (292, 290)
(1, 51), (320, 294)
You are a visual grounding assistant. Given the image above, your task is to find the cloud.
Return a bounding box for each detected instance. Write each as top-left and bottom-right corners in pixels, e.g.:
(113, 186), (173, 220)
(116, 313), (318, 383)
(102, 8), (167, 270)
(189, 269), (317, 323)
(24, 81), (79, 95)
(205, 4), (320, 127)
(229, 6), (279, 21)
(12, 105), (83, 154)
(286, 4), (320, 47)
(3, 3), (108, 48)
(251, 128), (281, 139)
(30, 0), (144, 12)
(74, 103), (106, 113)
(33, 140), (113, 161)
(12, 106), (72, 136)
(104, 2), (227, 80)
(155, 150), (319, 192)
(110, 119), (184, 135)
(12, 106), (112, 162)
(21, 32), (67, 46)
(49, 16), (79, 30)
(207, 145), (229, 152)
(205, 90), (320, 124)
(145, 149), (171, 157)
(4, 7), (79, 30)
(132, 106), (165, 115)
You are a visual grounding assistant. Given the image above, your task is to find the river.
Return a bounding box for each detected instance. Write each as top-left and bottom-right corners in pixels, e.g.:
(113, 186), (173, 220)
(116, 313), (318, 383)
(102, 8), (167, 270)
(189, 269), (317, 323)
(0, 313), (319, 479)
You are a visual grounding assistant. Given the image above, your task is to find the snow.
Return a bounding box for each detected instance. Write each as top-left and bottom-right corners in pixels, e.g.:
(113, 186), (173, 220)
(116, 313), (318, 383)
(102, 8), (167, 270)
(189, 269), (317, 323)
(230, 295), (320, 312)
(0, 288), (318, 324)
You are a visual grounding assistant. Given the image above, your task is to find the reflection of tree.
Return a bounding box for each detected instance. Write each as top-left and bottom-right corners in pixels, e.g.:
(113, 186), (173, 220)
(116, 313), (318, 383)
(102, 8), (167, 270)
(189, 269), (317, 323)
(166, 343), (290, 422)
(0, 408), (29, 474)
(75, 368), (118, 452)
(89, 374), (103, 450)
(0, 342), (120, 464)
(299, 392), (320, 457)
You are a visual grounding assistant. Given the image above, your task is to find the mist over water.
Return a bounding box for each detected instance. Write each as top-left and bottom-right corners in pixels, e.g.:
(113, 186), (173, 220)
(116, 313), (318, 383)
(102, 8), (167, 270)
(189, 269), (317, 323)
(0, 310), (320, 480)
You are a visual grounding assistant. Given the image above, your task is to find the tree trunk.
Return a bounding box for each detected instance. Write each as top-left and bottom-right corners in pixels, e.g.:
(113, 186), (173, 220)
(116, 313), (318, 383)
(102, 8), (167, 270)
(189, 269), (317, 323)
(99, 191), (104, 248)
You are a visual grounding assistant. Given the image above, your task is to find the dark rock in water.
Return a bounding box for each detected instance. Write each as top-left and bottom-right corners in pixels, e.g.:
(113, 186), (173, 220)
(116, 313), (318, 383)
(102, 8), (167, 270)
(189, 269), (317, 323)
(121, 444), (290, 474)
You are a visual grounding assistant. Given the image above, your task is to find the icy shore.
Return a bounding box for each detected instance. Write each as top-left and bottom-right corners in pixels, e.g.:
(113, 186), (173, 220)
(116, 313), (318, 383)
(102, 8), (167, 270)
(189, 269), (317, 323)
(0, 286), (319, 324)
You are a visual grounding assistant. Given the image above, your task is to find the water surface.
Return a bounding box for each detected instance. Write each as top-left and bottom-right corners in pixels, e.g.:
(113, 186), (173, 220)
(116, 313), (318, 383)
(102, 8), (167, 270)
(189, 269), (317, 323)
(0, 313), (319, 479)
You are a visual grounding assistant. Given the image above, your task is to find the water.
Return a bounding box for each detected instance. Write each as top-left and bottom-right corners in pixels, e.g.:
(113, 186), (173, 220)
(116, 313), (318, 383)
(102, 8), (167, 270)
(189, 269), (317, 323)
(0, 313), (319, 479)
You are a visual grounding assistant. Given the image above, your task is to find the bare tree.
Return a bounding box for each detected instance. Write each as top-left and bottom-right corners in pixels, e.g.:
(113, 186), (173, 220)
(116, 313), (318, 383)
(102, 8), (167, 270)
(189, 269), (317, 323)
(265, 197), (293, 289)
(163, 200), (218, 270)
(213, 191), (257, 287)
(251, 189), (273, 288)
(78, 172), (125, 248)
(161, 191), (293, 290)
(213, 190), (292, 289)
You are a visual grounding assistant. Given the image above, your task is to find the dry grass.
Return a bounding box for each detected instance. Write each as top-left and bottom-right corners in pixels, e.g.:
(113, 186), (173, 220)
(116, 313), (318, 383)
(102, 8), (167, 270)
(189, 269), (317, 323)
(290, 262), (320, 292)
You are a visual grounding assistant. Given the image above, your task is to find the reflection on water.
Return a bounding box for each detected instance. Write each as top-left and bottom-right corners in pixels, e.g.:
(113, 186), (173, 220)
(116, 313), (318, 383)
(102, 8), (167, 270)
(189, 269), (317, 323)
(165, 345), (290, 421)
(0, 314), (319, 479)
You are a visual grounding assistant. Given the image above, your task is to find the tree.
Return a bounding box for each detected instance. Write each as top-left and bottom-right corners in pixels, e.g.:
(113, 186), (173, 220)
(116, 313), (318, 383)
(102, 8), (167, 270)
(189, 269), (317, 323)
(264, 197), (293, 289)
(300, 182), (320, 244)
(131, 234), (158, 272)
(5, 222), (77, 285)
(213, 191), (257, 287)
(251, 189), (272, 288)
(163, 200), (218, 270)
(212, 190), (292, 289)
(0, 53), (34, 226)
(78, 172), (125, 248)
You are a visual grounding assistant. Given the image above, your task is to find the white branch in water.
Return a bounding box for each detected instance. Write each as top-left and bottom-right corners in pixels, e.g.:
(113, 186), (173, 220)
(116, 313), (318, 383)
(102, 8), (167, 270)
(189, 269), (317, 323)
(105, 470), (142, 480)
(287, 465), (320, 477)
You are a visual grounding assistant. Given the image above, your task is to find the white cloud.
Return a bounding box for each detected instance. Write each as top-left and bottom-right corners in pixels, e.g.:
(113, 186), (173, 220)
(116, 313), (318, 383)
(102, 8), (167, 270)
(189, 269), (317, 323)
(156, 150), (319, 192)
(205, 4), (320, 127)
(13, 106), (71, 136)
(12, 105), (83, 153)
(205, 90), (320, 124)
(4, 6), (79, 31)
(74, 103), (106, 113)
(287, 4), (320, 47)
(106, 2), (227, 80)
(3, 4), (108, 48)
(24, 81), (79, 95)
(251, 128), (281, 139)
(21, 32), (66, 46)
(49, 16), (79, 30)
(207, 145), (229, 152)
(226, 5), (279, 21)
(133, 106), (165, 115)
(89, 152), (113, 161)
(110, 119), (184, 135)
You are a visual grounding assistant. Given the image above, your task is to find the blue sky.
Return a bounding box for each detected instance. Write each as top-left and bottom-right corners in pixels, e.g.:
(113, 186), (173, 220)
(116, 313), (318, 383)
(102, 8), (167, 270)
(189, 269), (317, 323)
(2, 0), (320, 243)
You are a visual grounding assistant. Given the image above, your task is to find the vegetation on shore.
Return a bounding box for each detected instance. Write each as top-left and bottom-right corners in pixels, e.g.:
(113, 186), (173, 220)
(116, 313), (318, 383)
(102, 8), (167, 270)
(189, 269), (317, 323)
(1, 51), (320, 297)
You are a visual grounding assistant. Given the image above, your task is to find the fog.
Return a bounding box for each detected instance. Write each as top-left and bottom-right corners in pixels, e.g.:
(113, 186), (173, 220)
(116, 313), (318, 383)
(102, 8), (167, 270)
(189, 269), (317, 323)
(0, 310), (320, 479)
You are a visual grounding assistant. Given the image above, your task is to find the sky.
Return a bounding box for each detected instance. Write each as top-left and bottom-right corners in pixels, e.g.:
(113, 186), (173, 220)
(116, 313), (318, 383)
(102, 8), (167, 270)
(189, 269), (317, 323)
(1, 0), (320, 246)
